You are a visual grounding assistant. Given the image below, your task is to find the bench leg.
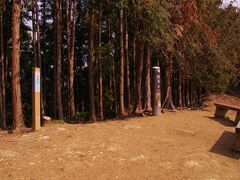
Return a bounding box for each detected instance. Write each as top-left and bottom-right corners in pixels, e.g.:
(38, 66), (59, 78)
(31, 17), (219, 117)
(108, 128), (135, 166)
(233, 134), (240, 152)
(235, 111), (240, 125)
(214, 107), (228, 118)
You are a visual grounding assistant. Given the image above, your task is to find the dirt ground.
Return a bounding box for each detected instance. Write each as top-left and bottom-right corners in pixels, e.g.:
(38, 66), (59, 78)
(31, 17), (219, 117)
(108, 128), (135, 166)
(1, 94), (240, 180)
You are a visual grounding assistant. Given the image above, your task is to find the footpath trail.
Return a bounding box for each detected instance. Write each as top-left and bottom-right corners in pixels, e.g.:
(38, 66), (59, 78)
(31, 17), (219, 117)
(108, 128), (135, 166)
(1, 94), (240, 180)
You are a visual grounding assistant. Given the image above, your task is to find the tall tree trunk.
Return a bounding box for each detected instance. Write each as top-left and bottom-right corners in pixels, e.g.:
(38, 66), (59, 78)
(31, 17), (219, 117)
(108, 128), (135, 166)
(132, 0), (136, 107)
(113, 0), (118, 116)
(98, 0), (104, 120)
(190, 81), (194, 107)
(162, 58), (175, 110)
(55, 0), (63, 119)
(197, 87), (201, 106)
(173, 76), (178, 106)
(53, 0), (57, 118)
(68, 0), (76, 118)
(109, 17), (117, 116)
(0, 6), (6, 128)
(186, 78), (190, 107)
(66, 0), (71, 116)
(12, 0), (23, 129)
(119, 0), (126, 116)
(194, 88), (198, 107)
(144, 45), (152, 112)
(113, 52), (118, 116)
(134, 42), (144, 115)
(35, 0), (41, 72)
(42, 0), (47, 115)
(5, 7), (10, 125)
(191, 82), (196, 108)
(125, 10), (131, 112)
(182, 78), (186, 107)
(32, 1), (37, 66)
(70, 0), (77, 116)
(0, 8), (2, 126)
(178, 72), (183, 109)
(89, 8), (96, 122)
(108, 10), (113, 113)
(133, 34), (136, 108)
(35, 0), (45, 122)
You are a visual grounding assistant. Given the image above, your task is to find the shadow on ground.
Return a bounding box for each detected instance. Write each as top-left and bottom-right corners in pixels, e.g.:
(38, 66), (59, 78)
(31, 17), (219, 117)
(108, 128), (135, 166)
(210, 131), (240, 160)
(204, 116), (235, 127)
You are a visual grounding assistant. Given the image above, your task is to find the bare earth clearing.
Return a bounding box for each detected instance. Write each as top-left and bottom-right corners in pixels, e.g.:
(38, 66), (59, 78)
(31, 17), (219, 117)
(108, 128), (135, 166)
(1, 94), (240, 180)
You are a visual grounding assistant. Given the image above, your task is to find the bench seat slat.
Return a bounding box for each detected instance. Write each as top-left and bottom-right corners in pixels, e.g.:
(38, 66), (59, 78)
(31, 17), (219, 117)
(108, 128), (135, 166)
(214, 103), (240, 111)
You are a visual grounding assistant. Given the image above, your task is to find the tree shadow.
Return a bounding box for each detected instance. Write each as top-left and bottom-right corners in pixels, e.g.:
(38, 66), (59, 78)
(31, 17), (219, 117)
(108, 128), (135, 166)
(210, 131), (240, 160)
(96, 114), (148, 124)
(65, 113), (152, 125)
(203, 116), (235, 127)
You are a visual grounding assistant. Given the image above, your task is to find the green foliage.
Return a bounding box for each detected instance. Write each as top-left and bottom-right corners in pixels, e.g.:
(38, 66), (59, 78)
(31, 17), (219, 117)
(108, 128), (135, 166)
(75, 112), (90, 121)
(133, 0), (176, 51)
(172, 0), (240, 92)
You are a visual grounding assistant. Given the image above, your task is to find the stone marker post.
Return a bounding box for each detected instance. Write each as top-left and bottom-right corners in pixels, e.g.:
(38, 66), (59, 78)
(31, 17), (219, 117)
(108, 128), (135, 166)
(153, 67), (161, 116)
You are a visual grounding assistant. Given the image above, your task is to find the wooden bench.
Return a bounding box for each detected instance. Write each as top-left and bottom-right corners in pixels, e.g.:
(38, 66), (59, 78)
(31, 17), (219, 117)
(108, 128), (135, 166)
(214, 103), (240, 124)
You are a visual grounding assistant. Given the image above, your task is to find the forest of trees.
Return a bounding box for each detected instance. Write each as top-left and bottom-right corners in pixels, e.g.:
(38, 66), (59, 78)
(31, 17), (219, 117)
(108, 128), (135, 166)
(0, 0), (240, 130)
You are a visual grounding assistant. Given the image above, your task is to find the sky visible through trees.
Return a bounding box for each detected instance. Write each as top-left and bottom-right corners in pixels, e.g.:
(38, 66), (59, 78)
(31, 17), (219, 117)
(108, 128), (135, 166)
(223, 0), (240, 7)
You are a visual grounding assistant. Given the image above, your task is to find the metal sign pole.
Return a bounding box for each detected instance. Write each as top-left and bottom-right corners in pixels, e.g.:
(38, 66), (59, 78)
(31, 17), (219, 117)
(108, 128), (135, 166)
(32, 67), (41, 130)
